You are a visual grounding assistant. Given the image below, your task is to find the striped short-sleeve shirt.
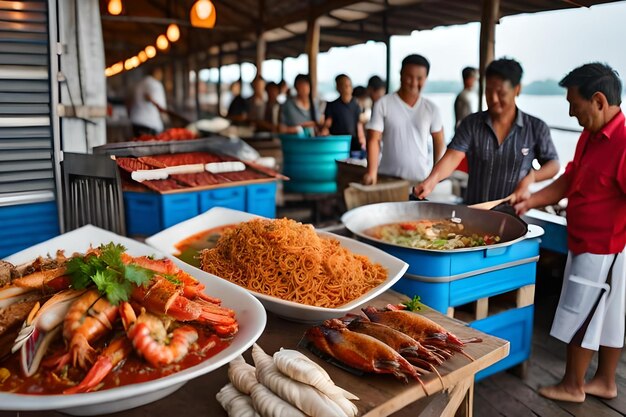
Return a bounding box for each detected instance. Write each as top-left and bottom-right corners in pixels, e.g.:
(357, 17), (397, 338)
(448, 109), (559, 205)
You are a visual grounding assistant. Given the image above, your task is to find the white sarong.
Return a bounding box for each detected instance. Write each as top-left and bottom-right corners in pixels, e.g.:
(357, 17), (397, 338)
(550, 249), (626, 350)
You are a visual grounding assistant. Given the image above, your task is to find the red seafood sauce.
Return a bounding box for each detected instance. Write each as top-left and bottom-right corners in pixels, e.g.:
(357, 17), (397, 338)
(174, 225), (236, 267)
(0, 326), (231, 395)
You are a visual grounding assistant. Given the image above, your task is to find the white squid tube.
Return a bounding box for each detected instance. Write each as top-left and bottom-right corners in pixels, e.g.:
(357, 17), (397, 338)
(216, 383), (260, 417)
(228, 355), (258, 395)
(273, 348), (359, 417)
(249, 383), (308, 417)
(252, 344), (349, 417)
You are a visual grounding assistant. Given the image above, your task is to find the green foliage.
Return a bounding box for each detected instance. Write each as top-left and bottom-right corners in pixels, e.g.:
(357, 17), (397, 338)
(67, 242), (154, 305)
(402, 295), (424, 312)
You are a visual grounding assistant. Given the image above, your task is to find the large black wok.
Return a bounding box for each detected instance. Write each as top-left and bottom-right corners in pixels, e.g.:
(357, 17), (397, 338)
(341, 201), (529, 253)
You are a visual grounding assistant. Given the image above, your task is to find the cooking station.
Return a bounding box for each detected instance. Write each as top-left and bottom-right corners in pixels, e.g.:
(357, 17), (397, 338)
(333, 201), (544, 379)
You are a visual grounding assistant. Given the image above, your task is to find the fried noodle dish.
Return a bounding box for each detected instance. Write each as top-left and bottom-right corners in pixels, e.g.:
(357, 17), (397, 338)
(200, 218), (387, 308)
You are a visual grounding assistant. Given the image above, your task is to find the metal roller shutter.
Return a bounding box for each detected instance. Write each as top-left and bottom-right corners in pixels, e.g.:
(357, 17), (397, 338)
(0, 0), (55, 200)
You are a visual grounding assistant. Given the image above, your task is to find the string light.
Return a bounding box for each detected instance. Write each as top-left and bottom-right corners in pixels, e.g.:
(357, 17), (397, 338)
(138, 51), (148, 62)
(166, 23), (180, 42)
(107, 0), (122, 16)
(145, 45), (156, 58)
(156, 34), (169, 50)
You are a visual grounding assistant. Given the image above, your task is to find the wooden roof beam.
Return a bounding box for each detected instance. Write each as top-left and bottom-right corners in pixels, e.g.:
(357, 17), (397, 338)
(265, 0), (363, 31)
(321, 27), (386, 43)
(212, 0), (257, 24)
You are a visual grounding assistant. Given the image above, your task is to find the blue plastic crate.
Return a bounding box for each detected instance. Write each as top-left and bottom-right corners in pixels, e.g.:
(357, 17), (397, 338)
(161, 193), (200, 228)
(472, 305), (534, 380)
(246, 182), (277, 218)
(124, 191), (199, 236)
(198, 186), (245, 213)
(0, 202), (60, 258)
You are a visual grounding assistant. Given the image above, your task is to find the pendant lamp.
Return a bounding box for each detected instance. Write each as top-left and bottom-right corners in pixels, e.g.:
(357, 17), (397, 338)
(190, 0), (216, 29)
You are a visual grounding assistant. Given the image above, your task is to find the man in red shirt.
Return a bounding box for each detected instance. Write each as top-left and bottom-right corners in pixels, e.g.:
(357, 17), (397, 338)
(516, 63), (626, 403)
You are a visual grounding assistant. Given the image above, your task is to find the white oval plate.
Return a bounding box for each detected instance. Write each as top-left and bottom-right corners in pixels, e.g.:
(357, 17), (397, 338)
(1, 225), (266, 415)
(146, 207), (409, 323)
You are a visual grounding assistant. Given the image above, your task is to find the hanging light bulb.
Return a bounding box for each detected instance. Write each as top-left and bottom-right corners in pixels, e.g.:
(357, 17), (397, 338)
(166, 23), (180, 42)
(130, 56), (140, 68)
(107, 0), (122, 16)
(138, 51), (148, 62)
(124, 59), (133, 70)
(111, 62), (124, 74)
(156, 34), (169, 50)
(145, 45), (157, 58)
(196, 0), (212, 19)
(190, 0), (216, 29)
(105, 67), (112, 77)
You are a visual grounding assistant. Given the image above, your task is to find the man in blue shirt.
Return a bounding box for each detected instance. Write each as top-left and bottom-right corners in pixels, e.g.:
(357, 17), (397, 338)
(414, 58), (560, 204)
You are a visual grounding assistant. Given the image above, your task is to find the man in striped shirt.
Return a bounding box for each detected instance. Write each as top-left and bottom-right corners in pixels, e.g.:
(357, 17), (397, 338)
(413, 58), (560, 204)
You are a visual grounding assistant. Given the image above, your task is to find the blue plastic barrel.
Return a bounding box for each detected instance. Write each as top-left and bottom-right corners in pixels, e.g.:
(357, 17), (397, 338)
(279, 134), (351, 193)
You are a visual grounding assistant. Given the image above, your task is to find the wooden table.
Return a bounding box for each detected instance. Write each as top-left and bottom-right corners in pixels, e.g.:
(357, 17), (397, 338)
(0, 291), (508, 417)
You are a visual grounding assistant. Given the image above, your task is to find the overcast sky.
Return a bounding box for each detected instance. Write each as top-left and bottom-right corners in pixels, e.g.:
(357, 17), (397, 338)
(209, 1), (626, 89)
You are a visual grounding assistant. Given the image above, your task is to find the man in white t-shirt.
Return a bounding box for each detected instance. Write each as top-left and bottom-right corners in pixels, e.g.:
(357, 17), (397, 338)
(363, 54), (445, 184)
(129, 68), (167, 137)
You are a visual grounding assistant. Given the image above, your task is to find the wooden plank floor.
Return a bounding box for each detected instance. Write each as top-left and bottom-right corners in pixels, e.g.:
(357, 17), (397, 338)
(473, 292), (626, 417)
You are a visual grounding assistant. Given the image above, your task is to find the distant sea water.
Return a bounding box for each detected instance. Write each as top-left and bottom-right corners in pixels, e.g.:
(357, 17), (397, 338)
(424, 93), (626, 167)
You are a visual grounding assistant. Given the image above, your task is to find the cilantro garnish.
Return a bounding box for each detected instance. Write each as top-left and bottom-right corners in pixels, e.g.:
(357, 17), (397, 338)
(67, 242), (154, 304)
(402, 295), (424, 311)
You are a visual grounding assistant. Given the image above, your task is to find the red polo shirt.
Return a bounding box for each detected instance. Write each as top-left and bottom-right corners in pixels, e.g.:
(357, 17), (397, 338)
(564, 111), (626, 254)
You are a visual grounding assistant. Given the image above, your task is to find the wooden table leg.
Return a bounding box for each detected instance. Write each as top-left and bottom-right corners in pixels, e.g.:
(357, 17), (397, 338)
(440, 376), (474, 417)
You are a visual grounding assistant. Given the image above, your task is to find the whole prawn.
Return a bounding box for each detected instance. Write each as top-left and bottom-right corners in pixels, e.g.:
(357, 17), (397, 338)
(62, 289), (119, 369)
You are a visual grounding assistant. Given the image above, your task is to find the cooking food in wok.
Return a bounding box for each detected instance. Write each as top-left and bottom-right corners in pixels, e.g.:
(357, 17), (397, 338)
(364, 219), (501, 250)
(342, 201), (528, 253)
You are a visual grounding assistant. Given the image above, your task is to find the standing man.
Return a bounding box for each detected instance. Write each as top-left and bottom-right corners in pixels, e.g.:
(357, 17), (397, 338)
(247, 77), (266, 126)
(454, 66), (478, 129)
(363, 54), (445, 185)
(367, 75), (386, 105)
(129, 67), (167, 137)
(414, 58), (560, 204)
(321, 74), (365, 156)
(515, 63), (626, 403)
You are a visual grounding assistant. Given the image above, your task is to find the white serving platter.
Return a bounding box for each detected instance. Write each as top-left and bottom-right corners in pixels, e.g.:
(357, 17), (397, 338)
(146, 207), (409, 323)
(1, 225), (266, 415)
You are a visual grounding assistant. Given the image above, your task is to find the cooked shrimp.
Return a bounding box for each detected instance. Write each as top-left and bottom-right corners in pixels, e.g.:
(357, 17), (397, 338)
(120, 302), (198, 368)
(63, 289), (119, 369)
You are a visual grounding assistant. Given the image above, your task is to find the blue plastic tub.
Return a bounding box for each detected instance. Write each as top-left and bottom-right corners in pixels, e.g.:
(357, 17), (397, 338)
(280, 135), (351, 193)
(393, 261), (537, 314)
(375, 237), (540, 280)
(0, 201), (60, 258)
